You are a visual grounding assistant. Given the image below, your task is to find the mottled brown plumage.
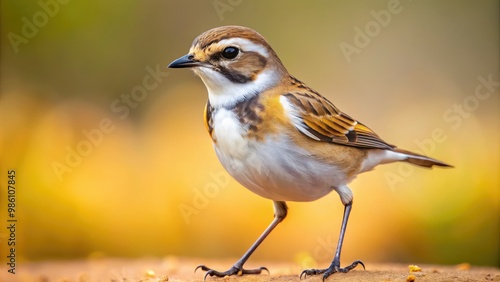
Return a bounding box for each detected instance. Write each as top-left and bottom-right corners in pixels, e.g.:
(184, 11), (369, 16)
(193, 26), (273, 52)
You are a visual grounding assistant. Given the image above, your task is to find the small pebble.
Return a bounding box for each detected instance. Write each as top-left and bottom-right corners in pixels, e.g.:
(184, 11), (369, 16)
(456, 263), (471, 271)
(145, 269), (156, 277)
(409, 265), (422, 273)
(406, 274), (416, 282)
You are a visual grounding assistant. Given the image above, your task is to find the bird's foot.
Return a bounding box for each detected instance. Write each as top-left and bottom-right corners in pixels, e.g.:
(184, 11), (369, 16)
(195, 264), (269, 280)
(300, 260), (364, 281)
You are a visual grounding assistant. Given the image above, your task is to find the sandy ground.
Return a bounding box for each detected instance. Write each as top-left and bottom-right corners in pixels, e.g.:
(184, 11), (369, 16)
(3, 257), (499, 282)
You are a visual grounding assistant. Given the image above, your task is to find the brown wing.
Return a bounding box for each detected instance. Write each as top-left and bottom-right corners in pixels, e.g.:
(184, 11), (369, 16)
(283, 91), (395, 150)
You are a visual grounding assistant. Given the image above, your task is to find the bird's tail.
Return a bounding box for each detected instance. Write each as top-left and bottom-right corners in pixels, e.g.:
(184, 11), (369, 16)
(393, 148), (453, 168)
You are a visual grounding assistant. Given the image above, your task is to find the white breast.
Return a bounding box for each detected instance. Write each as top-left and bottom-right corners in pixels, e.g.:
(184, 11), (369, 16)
(211, 108), (251, 171)
(211, 108), (352, 202)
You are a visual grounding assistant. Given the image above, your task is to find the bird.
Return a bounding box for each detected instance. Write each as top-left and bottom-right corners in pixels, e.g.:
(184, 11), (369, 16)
(168, 25), (452, 281)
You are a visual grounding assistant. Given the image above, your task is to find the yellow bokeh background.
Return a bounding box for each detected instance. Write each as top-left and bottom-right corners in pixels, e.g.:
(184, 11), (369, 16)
(0, 0), (498, 268)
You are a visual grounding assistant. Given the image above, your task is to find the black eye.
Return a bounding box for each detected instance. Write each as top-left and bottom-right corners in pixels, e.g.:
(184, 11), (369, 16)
(221, 46), (239, 59)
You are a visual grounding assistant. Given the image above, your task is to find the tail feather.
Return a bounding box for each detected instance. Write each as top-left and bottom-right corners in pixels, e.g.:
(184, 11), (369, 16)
(393, 148), (453, 168)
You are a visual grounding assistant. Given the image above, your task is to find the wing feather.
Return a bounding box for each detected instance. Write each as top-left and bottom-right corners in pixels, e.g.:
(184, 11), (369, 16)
(282, 91), (395, 150)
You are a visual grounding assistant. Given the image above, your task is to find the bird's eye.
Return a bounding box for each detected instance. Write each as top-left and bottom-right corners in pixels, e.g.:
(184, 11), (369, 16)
(221, 46), (239, 59)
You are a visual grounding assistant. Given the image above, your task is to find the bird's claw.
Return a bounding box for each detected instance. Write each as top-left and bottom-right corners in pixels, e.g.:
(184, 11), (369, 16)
(195, 264), (269, 280)
(300, 260), (364, 281)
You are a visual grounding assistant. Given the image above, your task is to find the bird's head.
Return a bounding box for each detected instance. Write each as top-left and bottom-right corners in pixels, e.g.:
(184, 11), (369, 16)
(168, 26), (288, 107)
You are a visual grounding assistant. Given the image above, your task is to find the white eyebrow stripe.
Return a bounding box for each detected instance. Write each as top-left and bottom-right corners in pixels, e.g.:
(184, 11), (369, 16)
(217, 38), (269, 58)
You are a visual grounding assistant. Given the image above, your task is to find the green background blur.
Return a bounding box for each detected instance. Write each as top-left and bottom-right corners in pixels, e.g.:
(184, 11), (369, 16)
(0, 0), (498, 269)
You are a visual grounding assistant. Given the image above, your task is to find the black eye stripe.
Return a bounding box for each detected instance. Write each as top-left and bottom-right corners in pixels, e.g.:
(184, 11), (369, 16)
(218, 66), (250, 84)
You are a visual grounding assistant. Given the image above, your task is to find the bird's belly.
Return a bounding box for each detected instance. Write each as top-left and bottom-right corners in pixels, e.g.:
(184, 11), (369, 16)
(213, 134), (349, 202)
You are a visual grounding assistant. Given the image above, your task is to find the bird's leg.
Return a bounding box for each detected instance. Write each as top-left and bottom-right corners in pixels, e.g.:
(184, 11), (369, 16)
(196, 201), (288, 280)
(300, 202), (365, 281)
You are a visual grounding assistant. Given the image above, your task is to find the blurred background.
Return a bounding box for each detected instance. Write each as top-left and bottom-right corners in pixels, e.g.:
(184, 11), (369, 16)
(0, 0), (498, 270)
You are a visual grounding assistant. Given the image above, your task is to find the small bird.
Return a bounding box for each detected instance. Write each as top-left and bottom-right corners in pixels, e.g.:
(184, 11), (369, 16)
(168, 26), (451, 280)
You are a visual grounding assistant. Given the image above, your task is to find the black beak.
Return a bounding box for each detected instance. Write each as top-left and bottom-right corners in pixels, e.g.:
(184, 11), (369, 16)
(168, 54), (203, 68)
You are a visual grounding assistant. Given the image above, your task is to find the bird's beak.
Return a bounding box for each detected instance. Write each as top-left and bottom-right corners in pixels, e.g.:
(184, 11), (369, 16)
(168, 54), (204, 68)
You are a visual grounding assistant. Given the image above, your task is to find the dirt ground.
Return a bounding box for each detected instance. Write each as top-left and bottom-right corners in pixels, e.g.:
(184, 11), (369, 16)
(4, 257), (500, 282)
